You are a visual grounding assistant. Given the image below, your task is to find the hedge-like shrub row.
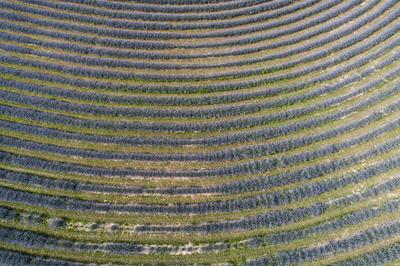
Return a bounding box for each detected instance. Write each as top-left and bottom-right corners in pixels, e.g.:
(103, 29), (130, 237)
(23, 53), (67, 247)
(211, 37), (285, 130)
(12, 0), (298, 27)
(2, 127), (400, 202)
(2, 76), (397, 137)
(62, 0), (270, 13)
(3, 142), (400, 215)
(0, 249), (83, 266)
(246, 220), (400, 265)
(0, 0), (358, 49)
(2, 7), (394, 74)
(0, 36), (396, 92)
(0, 0), (378, 61)
(3, 20), (395, 81)
(1, 59), (397, 122)
(1, 106), (395, 163)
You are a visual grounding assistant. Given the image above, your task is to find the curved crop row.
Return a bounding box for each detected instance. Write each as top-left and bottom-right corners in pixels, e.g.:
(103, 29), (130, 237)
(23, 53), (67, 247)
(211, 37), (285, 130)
(0, 1), (398, 264)
(5, 0), (299, 27)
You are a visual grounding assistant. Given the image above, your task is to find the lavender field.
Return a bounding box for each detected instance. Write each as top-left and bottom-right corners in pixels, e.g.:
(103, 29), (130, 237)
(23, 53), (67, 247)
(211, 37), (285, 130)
(0, 0), (399, 265)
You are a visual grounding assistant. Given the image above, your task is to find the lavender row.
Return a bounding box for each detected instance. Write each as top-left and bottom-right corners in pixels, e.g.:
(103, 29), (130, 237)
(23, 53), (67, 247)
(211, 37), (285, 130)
(2, 122), (400, 195)
(3, 137), (400, 215)
(3, 226), (398, 266)
(0, 184), (328, 231)
(108, 0), (247, 7)
(0, 1), (380, 72)
(246, 220), (400, 265)
(1, 59), (397, 121)
(0, 249), (83, 266)
(20, 168), (400, 235)
(260, 196), (400, 246)
(0, 0), (376, 61)
(135, 174), (400, 232)
(188, 195), (400, 252)
(14, 0), (297, 28)
(0, 225), (232, 255)
(3, 195), (400, 256)
(1, 72), (397, 134)
(2, 110), (399, 195)
(0, 95), (397, 179)
(0, 0), (358, 49)
(2, 4), (391, 73)
(1, 1), (354, 44)
(0, 227), (147, 254)
(1, 153), (399, 231)
(3, 95), (398, 163)
(129, 0), (232, 4)
(0, 65), (372, 118)
(0, 204), (310, 255)
(1, 80), (398, 150)
(203, 125), (400, 194)
(0, 52), (395, 115)
(1, 37), (394, 98)
(0, 92), (394, 164)
(2, 100), (398, 176)
(58, 0), (267, 13)
(4, 13), (394, 82)
(336, 243), (400, 265)
(1, 34), (397, 87)
(1, 24), (394, 81)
